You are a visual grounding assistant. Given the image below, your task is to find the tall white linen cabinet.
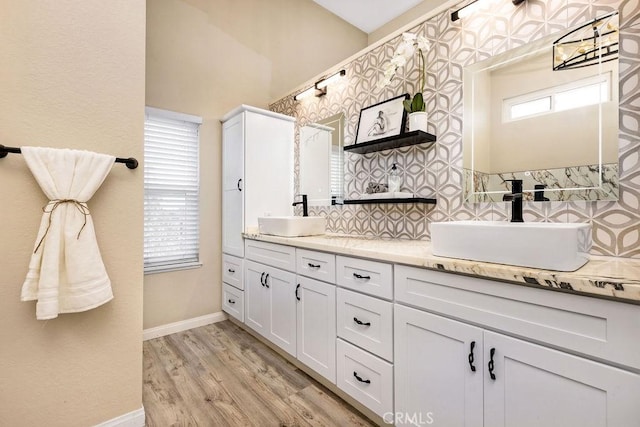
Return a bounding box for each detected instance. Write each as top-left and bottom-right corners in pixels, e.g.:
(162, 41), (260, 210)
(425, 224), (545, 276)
(221, 105), (295, 322)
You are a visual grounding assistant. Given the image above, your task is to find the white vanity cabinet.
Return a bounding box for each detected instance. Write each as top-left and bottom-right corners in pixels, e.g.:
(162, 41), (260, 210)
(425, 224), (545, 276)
(296, 275), (336, 383)
(394, 265), (640, 426)
(222, 254), (245, 322)
(221, 105), (295, 257)
(394, 305), (483, 426)
(244, 240), (337, 379)
(484, 331), (640, 427)
(295, 248), (337, 383)
(245, 259), (297, 356)
(245, 239), (297, 356)
(335, 255), (394, 418)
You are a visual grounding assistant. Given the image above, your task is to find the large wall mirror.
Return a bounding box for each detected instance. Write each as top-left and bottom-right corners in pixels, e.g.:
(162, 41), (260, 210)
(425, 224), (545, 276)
(463, 12), (619, 202)
(299, 112), (345, 206)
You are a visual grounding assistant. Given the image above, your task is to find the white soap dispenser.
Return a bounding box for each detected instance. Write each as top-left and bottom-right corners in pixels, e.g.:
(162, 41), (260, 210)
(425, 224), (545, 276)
(388, 163), (401, 193)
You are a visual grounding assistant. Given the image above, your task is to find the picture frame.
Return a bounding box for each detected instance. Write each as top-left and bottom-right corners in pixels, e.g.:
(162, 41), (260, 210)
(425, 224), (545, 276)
(354, 93), (409, 144)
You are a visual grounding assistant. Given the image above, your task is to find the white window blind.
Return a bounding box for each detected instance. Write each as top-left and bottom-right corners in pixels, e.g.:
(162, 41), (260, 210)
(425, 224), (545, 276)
(144, 107), (202, 273)
(331, 145), (343, 198)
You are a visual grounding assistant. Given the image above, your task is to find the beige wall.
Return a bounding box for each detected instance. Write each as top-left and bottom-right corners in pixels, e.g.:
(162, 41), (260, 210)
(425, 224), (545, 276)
(488, 53), (618, 173)
(144, 0), (366, 329)
(0, 1), (145, 426)
(368, 0), (450, 45)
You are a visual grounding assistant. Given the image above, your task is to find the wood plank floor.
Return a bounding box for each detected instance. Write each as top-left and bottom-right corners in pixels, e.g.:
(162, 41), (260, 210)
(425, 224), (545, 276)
(143, 320), (376, 427)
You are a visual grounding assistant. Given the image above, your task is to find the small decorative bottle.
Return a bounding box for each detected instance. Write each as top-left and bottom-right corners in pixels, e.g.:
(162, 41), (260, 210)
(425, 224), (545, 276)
(388, 163), (401, 193)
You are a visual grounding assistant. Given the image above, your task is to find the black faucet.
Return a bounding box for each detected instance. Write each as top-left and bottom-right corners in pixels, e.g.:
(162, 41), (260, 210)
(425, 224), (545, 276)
(292, 194), (308, 217)
(502, 179), (524, 223)
(534, 184), (550, 202)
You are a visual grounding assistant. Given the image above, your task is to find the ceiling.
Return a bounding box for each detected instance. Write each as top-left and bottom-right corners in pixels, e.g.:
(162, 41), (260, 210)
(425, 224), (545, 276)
(312, 0), (425, 33)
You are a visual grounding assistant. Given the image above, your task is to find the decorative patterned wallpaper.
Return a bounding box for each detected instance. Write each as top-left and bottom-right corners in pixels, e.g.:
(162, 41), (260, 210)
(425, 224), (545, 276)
(270, 0), (640, 259)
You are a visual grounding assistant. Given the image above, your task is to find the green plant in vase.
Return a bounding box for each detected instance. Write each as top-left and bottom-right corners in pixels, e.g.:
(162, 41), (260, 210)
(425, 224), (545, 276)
(378, 32), (430, 131)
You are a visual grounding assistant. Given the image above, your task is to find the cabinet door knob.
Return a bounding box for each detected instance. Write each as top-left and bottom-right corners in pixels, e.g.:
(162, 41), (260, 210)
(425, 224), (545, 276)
(260, 272), (265, 286)
(307, 263), (321, 269)
(468, 341), (476, 372)
(295, 283), (300, 301)
(264, 273), (270, 288)
(237, 178), (242, 191)
(488, 347), (496, 380)
(228, 268), (235, 273)
(353, 272), (371, 280)
(353, 372), (371, 384)
(353, 317), (371, 327)
(228, 299), (235, 304)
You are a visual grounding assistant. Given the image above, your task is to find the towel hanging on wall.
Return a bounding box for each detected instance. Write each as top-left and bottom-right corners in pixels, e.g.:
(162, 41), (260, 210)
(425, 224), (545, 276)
(21, 147), (115, 320)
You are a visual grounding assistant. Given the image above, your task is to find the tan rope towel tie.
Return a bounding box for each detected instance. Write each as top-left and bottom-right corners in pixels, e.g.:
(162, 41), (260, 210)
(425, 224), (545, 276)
(34, 199), (90, 254)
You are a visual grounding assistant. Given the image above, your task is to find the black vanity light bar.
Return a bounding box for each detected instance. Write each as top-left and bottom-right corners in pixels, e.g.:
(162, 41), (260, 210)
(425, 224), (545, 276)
(294, 69), (346, 101)
(451, 0), (525, 22)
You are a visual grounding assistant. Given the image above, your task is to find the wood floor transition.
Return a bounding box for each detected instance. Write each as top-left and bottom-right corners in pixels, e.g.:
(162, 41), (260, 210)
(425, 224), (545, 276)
(143, 320), (376, 427)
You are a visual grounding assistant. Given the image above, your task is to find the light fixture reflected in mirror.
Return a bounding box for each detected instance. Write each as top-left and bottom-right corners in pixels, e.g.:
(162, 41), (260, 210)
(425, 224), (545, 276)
(451, 0), (525, 22)
(553, 11), (619, 71)
(294, 69), (346, 101)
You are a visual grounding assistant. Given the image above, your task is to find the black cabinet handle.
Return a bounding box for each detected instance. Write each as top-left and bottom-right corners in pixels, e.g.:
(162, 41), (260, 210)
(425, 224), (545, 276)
(468, 341), (476, 372)
(264, 273), (269, 288)
(228, 268), (235, 273)
(260, 272), (265, 286)
(353, 317), (371, 326)
(353, 372), (371, 384)
(353, 273), (371, 280)
(228, 299), (235, 304)
(295, 284), (300, 301)
(237, 178), (242, 191)
(488, 347), (496, 380)
(307, 263), (321, 269)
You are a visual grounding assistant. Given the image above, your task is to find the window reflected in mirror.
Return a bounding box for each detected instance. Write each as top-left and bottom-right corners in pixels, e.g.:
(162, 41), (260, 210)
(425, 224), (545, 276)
(299, 113), (344, 206)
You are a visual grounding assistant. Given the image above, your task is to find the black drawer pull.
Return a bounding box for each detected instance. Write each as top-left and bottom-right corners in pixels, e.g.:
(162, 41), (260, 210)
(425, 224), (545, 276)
(228, 299), (235, 304)
(237, 178), (242, 191)
(353, 273), (371, 280)
(353, 372), (371, 384)
(307, 263), (321, 269)
(260, 272), (265, 286)
(227, 268), (235, 273)
(468, 341), (476, 372)
(488, 348), (496, 380)
(295, 284), (300, 301)
(264, 273), (270, 288)
(353, 317), (371, 326)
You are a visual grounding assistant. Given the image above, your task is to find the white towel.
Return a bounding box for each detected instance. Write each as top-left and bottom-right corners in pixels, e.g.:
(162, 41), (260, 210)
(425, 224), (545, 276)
(21, 147), (115, 320)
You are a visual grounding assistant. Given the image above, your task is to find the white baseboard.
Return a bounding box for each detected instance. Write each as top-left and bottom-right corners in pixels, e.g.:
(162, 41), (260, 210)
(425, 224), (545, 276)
(143, 311), (227, 341)
(95, 407), (145, 427)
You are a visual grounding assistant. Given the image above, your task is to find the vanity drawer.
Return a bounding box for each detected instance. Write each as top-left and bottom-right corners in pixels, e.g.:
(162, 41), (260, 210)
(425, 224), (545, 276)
(336, 338), (393, 418)
(222, 254), (244, 290)
(337, 288), (393, 362)
(245, 239), (296, 272)
(395, 265), (640, 371)
(296, 248), (336, 284)
(222, 283), (244, 323)
(336, 256), (393, 300)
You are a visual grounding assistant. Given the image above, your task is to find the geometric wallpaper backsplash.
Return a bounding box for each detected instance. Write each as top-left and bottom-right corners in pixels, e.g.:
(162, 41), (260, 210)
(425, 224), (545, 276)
(270, 0), (640, 259)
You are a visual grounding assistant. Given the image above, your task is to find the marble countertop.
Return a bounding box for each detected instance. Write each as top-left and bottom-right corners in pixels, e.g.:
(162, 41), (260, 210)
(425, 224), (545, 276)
(243, 232), (640, 304)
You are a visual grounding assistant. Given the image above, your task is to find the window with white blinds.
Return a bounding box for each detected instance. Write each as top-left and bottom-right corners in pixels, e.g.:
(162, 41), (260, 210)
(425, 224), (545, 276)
(144, 107), (202, 273)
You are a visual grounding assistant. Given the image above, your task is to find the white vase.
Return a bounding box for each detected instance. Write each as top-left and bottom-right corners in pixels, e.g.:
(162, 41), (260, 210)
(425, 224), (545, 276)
(409, 111), (428, 132)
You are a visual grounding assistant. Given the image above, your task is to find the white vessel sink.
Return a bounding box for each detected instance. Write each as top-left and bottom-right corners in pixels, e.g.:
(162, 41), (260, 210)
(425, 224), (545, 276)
(258, 216), (326, 237)
(431, 221), (592, 271)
